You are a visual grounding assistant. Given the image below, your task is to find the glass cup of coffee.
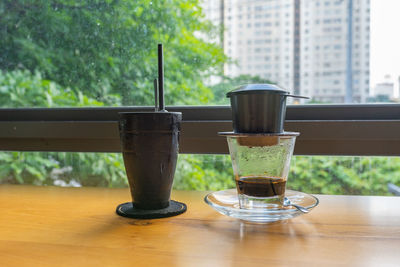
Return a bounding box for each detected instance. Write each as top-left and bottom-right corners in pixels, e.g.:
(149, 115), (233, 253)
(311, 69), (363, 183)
(223, 132), (299, 210)
(119, 112), (181, 210)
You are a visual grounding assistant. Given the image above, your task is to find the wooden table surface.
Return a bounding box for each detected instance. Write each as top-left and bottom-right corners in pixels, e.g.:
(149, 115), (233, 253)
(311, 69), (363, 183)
(0, 185), (399, 267)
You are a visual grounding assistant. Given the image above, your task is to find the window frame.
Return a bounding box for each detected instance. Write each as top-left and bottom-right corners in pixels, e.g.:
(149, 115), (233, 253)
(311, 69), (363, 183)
(0, 104), (399, 156)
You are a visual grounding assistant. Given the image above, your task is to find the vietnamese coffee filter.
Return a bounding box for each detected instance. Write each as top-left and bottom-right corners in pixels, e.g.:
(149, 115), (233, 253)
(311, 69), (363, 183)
(227, 84), (307, 133)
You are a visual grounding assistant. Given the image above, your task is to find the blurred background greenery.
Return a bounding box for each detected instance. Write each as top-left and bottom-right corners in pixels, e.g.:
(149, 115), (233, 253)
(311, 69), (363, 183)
(0, 0), (399, 195)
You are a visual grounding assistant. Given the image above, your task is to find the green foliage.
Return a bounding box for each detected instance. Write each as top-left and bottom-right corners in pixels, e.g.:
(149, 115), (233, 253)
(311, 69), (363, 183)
(0, 152), (59, 185)
(0, 69), (112, 107)
(174, 154), (234, 191)
(289, 156), (400, 196)
(0, 0), (226, 106)
(0, 0), (227, 188)
(174, 155), (400, 196)
(53, 152), (127, 187)
(0, 69), (126, 187)
(0, 151), (128, 188)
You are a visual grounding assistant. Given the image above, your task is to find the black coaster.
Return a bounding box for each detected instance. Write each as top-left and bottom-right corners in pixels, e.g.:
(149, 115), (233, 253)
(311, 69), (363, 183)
(116, 200), (187, 219)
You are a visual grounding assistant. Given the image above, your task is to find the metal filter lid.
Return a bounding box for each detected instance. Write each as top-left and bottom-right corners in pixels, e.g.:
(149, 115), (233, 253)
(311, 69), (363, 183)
(226, 84), (289, 97)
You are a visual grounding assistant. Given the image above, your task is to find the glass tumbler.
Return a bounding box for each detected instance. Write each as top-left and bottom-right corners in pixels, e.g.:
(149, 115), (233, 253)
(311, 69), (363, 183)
(224, 132), (299, 210)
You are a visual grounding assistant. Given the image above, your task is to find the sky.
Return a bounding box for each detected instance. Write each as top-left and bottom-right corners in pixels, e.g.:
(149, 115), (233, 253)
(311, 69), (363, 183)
(370, 0), (400, 96)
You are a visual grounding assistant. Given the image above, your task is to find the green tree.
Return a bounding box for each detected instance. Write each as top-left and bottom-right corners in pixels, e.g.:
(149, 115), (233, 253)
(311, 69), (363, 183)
(174, 155), (400, 196)
(174, 154), (234, 191)
(0, 0), (228, 187)
(0, 69), (111, 107)
(289, 156), (400, 196)
(0, 0), (226, 106)
(0, 69), (126, 187)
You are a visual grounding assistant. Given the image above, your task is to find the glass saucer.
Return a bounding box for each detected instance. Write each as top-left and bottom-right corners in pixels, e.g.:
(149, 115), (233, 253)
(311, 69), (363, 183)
(204, 189), (319, 223)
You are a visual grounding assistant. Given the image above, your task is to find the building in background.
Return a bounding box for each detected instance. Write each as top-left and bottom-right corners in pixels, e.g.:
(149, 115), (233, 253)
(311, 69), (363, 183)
(368, 74), (394, 102)
(222, 0), (295, 92)
(301, 0), (370, 103)
(201, 0), (370, 103)
(394, 76), (400, 102)
(201, 0), (223, 44)
(373, 81), (394, 98)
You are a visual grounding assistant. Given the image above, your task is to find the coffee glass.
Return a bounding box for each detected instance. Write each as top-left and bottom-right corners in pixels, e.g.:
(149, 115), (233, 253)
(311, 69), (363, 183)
(119, 112), (181, 210)
(225, 132), (298, 209)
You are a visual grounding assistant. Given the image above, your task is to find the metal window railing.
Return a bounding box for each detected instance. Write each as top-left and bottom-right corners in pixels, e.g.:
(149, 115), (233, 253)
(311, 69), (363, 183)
(0, 104), (399, 155)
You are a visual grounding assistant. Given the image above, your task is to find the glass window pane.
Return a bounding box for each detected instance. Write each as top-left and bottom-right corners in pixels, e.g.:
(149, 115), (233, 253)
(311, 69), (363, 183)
(2, 152), (399, 196)
(203, 0), (398, 105)
(0, 0), (225, 107)
(1, 0), (398, 106)
(0, 152), (127, 187)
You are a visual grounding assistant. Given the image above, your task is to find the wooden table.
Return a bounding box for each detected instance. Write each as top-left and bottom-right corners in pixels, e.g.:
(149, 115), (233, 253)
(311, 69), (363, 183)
(0, 185), (399, 266)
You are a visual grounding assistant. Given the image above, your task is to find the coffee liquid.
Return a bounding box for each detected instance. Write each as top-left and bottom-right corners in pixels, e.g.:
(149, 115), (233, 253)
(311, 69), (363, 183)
(236, 176), (286, 197)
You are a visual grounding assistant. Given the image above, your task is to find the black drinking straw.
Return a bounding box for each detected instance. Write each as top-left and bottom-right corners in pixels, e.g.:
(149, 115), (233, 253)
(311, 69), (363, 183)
(157, 44), (165, 111)
(153, 78), (158, 112)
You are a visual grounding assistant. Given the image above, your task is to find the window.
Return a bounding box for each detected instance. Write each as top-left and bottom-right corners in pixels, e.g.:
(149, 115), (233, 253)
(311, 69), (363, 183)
(1, 0), (400, 195)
